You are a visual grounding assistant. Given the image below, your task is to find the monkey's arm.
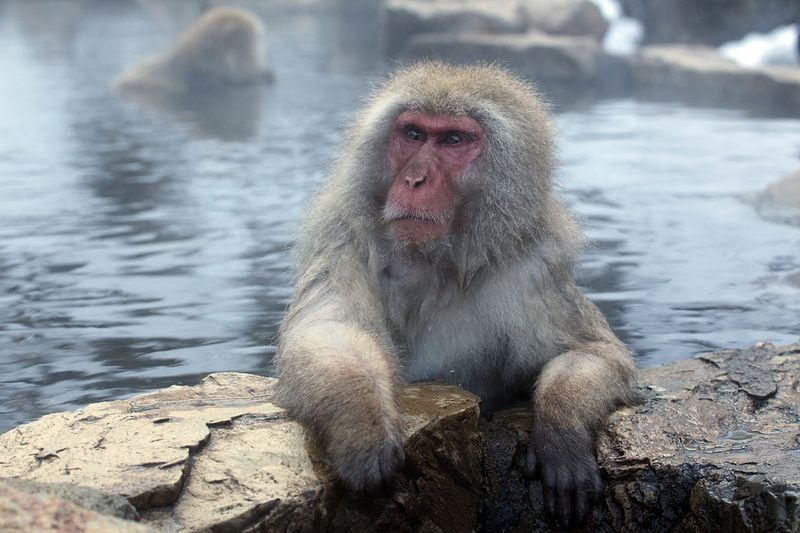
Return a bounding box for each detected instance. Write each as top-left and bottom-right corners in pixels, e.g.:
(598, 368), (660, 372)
(275, 258), (404, 493)
(527, 293), (636, 528)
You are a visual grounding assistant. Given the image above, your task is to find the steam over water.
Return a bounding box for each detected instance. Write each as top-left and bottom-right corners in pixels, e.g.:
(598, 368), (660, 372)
(0, 1), (798, 433)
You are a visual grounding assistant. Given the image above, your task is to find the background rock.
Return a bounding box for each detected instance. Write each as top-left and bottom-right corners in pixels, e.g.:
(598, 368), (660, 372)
(383, 0), (524, 57)
(401, 32), (604, 102)
(619, 0), (800, 46)
(519, 0), (608, 42)
(384, 2), (800, 116)
(630, 45), (800, 116)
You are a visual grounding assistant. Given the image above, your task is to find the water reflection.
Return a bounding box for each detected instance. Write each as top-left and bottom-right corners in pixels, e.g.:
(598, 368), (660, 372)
(116, 85), (268, 141)
(3, 0), (84, 56)
(559, 101), (800, 363)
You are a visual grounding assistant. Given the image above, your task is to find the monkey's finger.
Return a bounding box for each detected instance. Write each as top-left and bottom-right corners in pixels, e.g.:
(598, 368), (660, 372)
(574, 464), (602, 526)
(556, 473), (574, 531)
(573, 485), (589, 528)
(356, 465), (384, 495)
(379, 446), (404, 494)
(378, 471), (397, 495)
(588, 466), (603, 504)
(541, 468), (558, 518)
(376, 437), (405, 494)
(524, 445), (538, 478)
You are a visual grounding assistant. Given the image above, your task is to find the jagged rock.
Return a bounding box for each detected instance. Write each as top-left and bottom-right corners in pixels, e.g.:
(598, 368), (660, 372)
(0, 480), (151, 532)
(630, 45), (800, 116)
(0, 373), (481, 532)
(519, 0), (608, 42)
(383, 0), (524, 57)
(1, 343), (797, 531)
(400, 32), (604, 101)
(744, 169), (800, 227)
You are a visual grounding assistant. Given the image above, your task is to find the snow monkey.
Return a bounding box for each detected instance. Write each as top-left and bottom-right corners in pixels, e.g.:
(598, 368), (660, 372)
(113, 6), (271, 94)
(275, 61), (636, 528)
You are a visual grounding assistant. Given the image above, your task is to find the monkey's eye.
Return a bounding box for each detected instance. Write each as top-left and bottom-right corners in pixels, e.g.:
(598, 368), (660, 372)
(405, 127), (425, 142)
(442, 132), (464, 145)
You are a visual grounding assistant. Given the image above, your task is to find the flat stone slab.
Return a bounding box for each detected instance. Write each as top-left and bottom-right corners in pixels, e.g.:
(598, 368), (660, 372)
(0, 373), (481, 532)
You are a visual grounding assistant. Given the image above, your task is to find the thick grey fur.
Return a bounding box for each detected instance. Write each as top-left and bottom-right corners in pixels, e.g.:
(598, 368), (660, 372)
(275, 61), (636, 528)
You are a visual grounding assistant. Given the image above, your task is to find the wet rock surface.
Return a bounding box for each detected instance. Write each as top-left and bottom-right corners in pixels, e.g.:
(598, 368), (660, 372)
(0, 343), (798, 531)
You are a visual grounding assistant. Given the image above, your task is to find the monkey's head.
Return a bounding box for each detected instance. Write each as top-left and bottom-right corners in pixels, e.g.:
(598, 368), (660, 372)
(306, 62), (578, 277)
(171, 7), (267, 87)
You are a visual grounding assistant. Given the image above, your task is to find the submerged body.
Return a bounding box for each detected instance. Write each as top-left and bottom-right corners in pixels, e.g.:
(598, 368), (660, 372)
(276, 62), (635, 528)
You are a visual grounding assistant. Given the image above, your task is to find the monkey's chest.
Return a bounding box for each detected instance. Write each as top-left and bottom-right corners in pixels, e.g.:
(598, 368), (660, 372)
(381, 259), (513, 396)
(388, 295), (509, 396)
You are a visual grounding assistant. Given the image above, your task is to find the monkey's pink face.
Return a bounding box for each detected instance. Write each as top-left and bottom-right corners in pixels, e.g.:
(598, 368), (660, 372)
(383, 111), (484, 245)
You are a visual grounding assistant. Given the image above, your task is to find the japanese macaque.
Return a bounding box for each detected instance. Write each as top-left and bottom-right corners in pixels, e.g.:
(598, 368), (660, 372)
(113, 6), (271, 94)
(275, 61), (636, 528)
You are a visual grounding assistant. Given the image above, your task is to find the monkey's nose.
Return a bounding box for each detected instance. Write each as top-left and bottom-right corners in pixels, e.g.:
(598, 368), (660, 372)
(404, 174), (427, 189)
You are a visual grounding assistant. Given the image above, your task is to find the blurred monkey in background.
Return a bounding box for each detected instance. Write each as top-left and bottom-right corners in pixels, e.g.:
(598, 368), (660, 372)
(113, 6), (271, 94)
(276, 61), (636, 528)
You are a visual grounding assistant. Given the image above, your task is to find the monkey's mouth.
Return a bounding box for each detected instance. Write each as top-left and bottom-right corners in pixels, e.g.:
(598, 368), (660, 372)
(382, 205), (452, 225)
(394, 213), (446, 223)
(382, 207), (452, 243)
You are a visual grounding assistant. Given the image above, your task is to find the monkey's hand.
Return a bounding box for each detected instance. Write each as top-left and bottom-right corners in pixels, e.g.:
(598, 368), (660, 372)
(525, 424), (602, 530)
(326, 414), (405, 495)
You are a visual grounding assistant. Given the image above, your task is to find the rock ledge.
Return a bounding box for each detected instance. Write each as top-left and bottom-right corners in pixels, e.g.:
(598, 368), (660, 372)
(1, 342), (798, 532)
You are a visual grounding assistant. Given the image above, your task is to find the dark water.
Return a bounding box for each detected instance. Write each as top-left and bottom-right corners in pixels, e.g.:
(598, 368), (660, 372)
(0, 1), (798, 434)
